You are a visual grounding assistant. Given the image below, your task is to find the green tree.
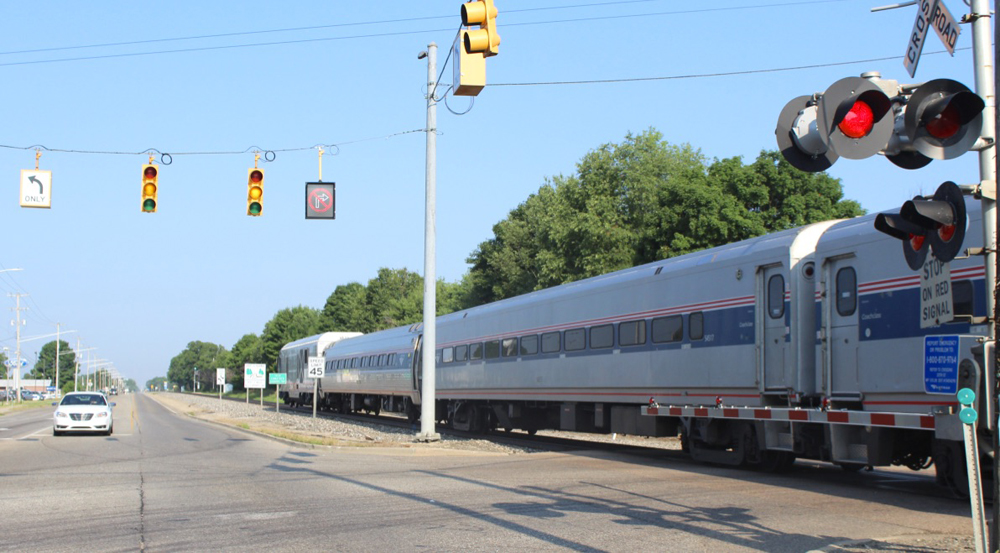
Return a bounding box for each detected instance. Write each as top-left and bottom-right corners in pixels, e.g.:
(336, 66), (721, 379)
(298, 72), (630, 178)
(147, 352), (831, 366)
(28, 341), (76, 391)
(166, 341), (229, 392)
(467, 129), (864, 303)
(365, 268), (424, 331)
(320, 282), (370, 332)
(260, 306), (323, 371)
(228, 333), (264, 390)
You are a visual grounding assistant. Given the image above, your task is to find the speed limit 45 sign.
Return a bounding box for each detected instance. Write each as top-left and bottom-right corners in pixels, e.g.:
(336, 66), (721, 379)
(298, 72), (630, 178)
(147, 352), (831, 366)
(307, 356), (325, 379)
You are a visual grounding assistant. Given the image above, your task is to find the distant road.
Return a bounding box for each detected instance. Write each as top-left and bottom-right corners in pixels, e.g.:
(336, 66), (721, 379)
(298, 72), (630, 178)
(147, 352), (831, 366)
(0, 393), (976, 552)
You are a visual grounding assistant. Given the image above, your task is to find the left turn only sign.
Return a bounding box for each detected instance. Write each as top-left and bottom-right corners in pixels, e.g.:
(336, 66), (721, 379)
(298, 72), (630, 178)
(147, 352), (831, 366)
(20, 170), (52, 208)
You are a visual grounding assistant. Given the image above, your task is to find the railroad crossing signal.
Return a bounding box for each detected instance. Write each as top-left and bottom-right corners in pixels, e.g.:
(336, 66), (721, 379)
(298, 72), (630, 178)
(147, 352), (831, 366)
(886, 78), (985, 169)
(777, 74), (984, 172)
(141, 164), (158, 213)
(461, 0), (500, 57)
(874, 181), (967, 270)
(247, 168), (264, 216)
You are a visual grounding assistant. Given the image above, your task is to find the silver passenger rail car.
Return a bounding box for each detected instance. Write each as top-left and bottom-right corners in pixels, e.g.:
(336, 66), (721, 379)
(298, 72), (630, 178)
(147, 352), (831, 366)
(278, 332), (362, 407)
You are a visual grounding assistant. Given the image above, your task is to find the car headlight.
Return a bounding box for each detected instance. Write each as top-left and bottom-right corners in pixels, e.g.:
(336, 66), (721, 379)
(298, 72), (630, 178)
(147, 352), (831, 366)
(55, 411), (68, 418)
(95, 412), (109, 418)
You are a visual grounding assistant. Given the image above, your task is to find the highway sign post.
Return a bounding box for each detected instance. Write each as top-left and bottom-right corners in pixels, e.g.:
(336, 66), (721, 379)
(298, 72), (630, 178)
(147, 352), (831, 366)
(307, 356), (323, 417)
(216, 368), (226, 401)
(268, 373), (287, 413)
(244, 363), (266, 406)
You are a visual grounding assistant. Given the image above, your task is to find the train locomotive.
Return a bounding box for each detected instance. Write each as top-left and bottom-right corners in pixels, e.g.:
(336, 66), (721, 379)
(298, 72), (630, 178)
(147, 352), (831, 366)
(281, 195), (991, 491)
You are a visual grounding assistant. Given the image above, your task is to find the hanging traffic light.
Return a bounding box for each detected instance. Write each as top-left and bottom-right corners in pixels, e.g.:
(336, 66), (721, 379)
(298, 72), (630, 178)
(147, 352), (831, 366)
(247, 168), (263, 216)
(462, 0), (500, 57)
(776, 75), (892, 172)
(141, 164), (158, 213)
(875, 181), (967, 269)
(886, 79), (985, 169)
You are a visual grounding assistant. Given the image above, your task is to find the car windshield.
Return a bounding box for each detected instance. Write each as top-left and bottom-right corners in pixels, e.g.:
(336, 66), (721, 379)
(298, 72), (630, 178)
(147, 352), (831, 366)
(60, 394), (107, 406)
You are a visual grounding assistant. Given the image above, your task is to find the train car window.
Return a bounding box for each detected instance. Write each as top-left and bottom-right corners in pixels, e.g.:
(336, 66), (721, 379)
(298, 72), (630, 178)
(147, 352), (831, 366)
(370, 355), (378, 366)
(768, 274), (785, 319)
(502, 338), (518, 357)
(442, 348), (453, 363)
(455, 344), (468, 362)
(470, 342), (484, 360)
(565, 328), (586, 351)
(436, 349), (442, 364)
(541, 331), (561, 353)
(378, 354), (387, 366)
(689, 312), (705, 340)
(389, 353), (398, 366)
(835, 267), (857, 317)
(953, 280), (974, 318)
(520, 335), (539, 355)
(362, 356), (370, 368)
(651, 315), (683, 343)
(619, 320), (646, 347)
(485, 340), (500, 359)
(590, 324), (614, 349)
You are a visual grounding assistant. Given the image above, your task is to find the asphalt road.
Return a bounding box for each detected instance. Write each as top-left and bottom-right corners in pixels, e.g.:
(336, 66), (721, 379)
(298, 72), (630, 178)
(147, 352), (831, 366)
(0, 393), (979, 552)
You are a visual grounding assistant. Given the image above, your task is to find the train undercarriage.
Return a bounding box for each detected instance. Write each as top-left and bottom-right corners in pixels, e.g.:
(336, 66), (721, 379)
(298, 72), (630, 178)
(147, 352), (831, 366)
(280, 390), (992, 496)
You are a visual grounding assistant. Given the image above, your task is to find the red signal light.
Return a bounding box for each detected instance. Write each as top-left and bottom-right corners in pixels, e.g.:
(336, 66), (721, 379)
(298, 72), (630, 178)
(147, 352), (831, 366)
(925, 104), (961, 139)
(938, 224), (956, 243)
(838, 100), (875, 139)
(909, 233), (925, 252)
(144, 166), (157, 179)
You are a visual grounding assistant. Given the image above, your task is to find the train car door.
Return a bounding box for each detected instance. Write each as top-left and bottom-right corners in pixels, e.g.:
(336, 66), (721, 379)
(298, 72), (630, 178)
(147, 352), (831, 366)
(412, 335), (423, 396)
(823, 256), (860, 397)
(758, 264), (787, 390)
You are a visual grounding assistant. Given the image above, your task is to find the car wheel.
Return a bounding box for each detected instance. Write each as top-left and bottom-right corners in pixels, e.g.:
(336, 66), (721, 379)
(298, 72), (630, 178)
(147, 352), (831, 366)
(53, 429), (62, 436)
(106, 425), (113, 436)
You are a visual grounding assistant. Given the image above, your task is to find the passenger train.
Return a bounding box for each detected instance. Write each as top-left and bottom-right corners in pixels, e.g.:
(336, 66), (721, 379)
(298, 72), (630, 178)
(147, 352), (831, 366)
(279, 196), (990, 491)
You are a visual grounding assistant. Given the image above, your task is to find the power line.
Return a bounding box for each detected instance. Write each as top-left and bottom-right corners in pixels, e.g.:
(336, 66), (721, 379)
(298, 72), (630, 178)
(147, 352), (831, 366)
(0, 0), (853, 68)
(491, 47), (969, 87)
(0, 0), (674, 57)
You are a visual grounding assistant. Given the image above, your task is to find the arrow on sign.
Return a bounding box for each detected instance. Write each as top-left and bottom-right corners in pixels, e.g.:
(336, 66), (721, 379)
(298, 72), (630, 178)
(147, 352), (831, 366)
(28, 175), (43, 193)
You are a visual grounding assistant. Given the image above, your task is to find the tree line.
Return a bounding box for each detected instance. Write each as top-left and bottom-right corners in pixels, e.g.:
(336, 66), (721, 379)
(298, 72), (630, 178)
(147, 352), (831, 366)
(158, 129), (862, 392)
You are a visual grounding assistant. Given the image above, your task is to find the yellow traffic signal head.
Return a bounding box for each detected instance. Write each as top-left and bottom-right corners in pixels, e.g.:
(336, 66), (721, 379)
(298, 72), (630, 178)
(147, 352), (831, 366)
(247, 168), (264, 216)
(141, 164), (158, 213)
(461, 0), (499, 56)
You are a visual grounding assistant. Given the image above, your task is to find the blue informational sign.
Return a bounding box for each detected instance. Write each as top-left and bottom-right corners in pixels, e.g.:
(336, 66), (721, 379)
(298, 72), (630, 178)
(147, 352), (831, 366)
(924, 335), (960, 394)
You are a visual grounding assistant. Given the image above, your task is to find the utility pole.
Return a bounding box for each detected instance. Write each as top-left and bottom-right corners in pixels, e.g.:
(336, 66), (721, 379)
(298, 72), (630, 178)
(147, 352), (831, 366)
(8, 293), (27, 403)
(416, 42), (441, 442)
(54, 323), (60, 396)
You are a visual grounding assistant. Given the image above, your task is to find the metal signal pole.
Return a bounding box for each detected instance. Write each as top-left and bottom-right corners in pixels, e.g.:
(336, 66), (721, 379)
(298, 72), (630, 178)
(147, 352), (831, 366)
(417, 42), (441, 442)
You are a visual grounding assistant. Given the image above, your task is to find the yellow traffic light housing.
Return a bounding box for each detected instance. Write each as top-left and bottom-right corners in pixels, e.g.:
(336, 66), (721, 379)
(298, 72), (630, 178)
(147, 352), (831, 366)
(141, 164), (158, 213)
(453, 37), (486, 97)
(247, 168), (264, 216)
(461, 0), (500, 57)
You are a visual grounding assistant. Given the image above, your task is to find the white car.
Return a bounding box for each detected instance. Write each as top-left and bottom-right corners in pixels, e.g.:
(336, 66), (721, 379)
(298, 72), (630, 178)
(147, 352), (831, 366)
(53, 392), (115, 436)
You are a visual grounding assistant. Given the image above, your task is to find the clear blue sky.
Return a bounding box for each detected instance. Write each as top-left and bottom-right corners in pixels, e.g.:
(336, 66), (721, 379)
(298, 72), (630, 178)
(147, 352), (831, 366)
(0, 0), (986, 387)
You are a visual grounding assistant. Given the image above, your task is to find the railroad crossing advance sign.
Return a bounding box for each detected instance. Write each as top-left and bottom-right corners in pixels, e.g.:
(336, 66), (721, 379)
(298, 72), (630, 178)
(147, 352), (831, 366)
(216, 368), (226, 385)
(306, 356), (324, 379)
(903, 0), (960, 78)
(244, 363), (266, 389)
(305, 182), (336, 220)
(19, 169), (52, 208)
